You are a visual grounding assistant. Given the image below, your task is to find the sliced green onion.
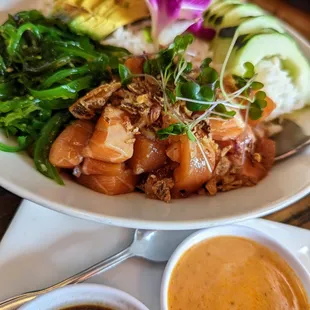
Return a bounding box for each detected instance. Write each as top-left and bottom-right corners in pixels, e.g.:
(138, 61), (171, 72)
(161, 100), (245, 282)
(34, 111), (71, 184)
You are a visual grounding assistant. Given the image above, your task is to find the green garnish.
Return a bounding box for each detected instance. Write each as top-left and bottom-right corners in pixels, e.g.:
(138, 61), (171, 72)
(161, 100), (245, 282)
(143, 33), (194, 82)
(232, 63), (267, 120)
(176, 81), (213, 111)
(243, 61), (255, 79)
(157, 123), (196, 142)
(34, 111), (71, 185)
(249, 91), (268, 120)
(198, 58), (218, 85)
(251, 81), (264, 90)
(143, 26), (153, 43)
(0, 136), (31, 152)
(214, 104), (236, 118)
(118, 64), (132, 85)
(29, 76), (93, 100)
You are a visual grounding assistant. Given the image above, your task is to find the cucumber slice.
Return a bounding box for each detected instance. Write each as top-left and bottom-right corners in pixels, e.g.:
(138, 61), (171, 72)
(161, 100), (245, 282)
(205, 1), (242, 25)
(206, 0), (234, 15)
(213, 16), (285, 63)
(218, 4), (264, 28)
(221, 16), (284, 38)
(209, 4), (241, 26)
(207, 0), (242, 16)
(227, 32), (310, 104)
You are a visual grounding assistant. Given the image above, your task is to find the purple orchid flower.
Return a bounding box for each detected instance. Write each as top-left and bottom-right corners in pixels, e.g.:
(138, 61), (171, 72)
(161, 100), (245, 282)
(145, 0), (212, 44)
(187, 18), (216, 40)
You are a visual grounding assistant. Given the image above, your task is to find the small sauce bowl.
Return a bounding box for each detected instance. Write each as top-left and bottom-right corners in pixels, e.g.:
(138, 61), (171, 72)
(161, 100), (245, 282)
(19, 283), (149, 310)
(160, 225), (310, 310)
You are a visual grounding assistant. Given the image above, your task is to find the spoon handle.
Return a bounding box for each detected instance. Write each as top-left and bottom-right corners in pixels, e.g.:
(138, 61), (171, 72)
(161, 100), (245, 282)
(275, 137), (310, 161)
(0, 247), (133, 310)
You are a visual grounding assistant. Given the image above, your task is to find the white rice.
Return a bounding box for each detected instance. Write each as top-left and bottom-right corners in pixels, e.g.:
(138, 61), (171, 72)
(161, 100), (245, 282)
(255, 57), (303, 121)
(103, 23), (213, 68)
(103, 21), (158, 55)
(185, 38), (213, 68)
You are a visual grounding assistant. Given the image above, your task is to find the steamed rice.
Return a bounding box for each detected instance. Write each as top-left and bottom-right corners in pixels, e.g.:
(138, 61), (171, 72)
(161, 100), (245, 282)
(255, 57), (303, 120)
(103, 22), (157, 55)
(103, 23), (213, 68)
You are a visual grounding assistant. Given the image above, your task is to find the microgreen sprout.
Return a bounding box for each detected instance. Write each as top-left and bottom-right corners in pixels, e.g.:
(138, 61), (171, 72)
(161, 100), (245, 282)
(118, 64), (132, 85)
(157, 123), (189, 140)
(118, 33), (267, 172)
(143, 26), (153, 43)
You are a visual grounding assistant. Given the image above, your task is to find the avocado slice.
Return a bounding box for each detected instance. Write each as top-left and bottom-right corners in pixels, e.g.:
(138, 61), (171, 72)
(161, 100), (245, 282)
(227, 32), (310, 104)
(69, 15), (107, 40)
(55, 0), (150, 40)
(79, 0), (102, 12)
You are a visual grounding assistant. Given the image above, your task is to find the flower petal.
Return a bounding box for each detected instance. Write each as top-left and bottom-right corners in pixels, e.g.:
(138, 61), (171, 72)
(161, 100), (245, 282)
(187, 19), (216, 40)
(146, 0), (212, 44)
(145, 0), (182, 38)
(158, 19), (196, 46)
(180, 0), (212, 19)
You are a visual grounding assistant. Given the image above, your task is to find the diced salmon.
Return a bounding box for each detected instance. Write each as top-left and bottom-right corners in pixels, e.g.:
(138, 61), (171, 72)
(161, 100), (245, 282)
(209, 116), (244, 141)
(171, 136), (216, 197)
(129, 134), (167, 175)
(81, 158), (125, 176)
(216, 140), (236, 152)
(124, 57), (145, 74)
(77, 169), (138, 195)
(49, 120), (94, 169)
(240, 158), (267, 184)
(238, 138), (275, 184)
(166, 142), (181, 163)
(83, 106), (135, 163)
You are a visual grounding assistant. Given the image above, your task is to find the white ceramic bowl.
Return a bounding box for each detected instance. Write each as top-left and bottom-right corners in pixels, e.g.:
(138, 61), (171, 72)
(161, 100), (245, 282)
(19, 284), (149, 310)
(160, 225), (310, 310)
(0, 0), (309, 230)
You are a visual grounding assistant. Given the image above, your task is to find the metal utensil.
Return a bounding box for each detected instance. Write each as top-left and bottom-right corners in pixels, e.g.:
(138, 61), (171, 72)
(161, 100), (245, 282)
(272, 119), (310, 161)
(0, 229), (194, 310)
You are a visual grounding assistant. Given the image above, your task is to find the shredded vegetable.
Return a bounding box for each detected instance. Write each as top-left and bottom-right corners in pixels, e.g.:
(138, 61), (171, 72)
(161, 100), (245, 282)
(0, 10), (130, 183)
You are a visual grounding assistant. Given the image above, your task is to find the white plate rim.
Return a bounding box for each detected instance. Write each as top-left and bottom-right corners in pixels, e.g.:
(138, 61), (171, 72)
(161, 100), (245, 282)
(0, 174), (309, 229)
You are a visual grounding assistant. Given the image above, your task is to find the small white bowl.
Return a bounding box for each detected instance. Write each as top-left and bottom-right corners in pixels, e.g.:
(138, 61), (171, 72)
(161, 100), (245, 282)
(160, 225), (310, 310)
(19, 283), (149, 310)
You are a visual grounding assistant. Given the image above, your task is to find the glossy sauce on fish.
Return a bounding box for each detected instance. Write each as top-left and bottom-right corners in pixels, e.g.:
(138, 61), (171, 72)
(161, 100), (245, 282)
(169, 135), (216, 196)
(129, 134), (167, 174)
(83, 106), (135, 163)
(77, 169), (137, 195)
(49, 120), (94, 168)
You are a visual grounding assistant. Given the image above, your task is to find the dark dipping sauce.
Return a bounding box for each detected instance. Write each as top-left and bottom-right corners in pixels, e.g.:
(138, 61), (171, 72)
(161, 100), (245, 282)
(62, 306), (113, 310)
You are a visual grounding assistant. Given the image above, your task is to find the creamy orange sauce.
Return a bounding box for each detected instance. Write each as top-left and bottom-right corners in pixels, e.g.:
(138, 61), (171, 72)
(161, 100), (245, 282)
(168, 237), (309, 310)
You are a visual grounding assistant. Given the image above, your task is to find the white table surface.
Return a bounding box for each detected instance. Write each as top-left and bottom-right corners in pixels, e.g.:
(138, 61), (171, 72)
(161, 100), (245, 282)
(0, 200), (309, 310)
